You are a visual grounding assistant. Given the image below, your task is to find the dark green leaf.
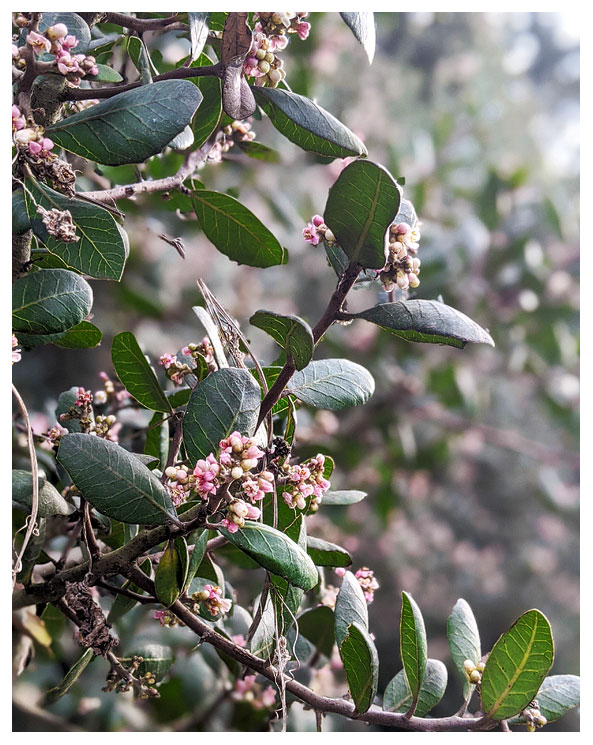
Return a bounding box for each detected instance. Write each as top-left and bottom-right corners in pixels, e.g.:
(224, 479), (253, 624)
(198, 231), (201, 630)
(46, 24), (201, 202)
(121, 644), (173, 682)
(481, 609), (554, 720)
(12, 269), (92, 335)
(182, 367), (261, 463)
(383, 659), (448, 716)
(42, 648), (95, 705)
(286, 359), (375, 410)
(191, 190), (288, 267)
(92, 64), (123, 83)
(132, 453), (159, 469)
(184, 529), (209, 592)
(57, 433), (177, 525)
(107, 559), (152, 623)
(322, 490), (367, 506)
(12, 470), (74, 517)
(16, 518), (46, 584)
(250, 310), (314, 370)
(54, 321), (102, 349)
(56, 386), (85, 433)
(236, 140), (281, 163)
(189, 12), (210, 61)
(39, 13), (90, 51)
(192, 76), (222, 148)
(400, 591), (428, 710)
(25, 178), (127, 280)
(447, 598), (481, 697)
(253, 87), (367, 160)
(166, 388), (192, 408)
(155, 540), (184, 607)
(46, 81), (203, 166)
(340, 621), (379, 713)
(298, 606), (335, 659)
(144, 411), (169, 468)
(351, 300), (495, 349)
(12, 188), (30, 234)
(111, 332), (172, 413)
(306, 536), (352, 567)
(339, 12), (376, 63)
(335, 570), (368, 648)
(531, 675), (580, 723)
(126, 36), (154, 82)
(324, 159), (400, 269)
(220, 522), (318, 591)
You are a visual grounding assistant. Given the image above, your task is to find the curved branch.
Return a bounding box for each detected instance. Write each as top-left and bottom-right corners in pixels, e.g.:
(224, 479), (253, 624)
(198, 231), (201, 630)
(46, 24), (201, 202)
(104, 13), (183, 32)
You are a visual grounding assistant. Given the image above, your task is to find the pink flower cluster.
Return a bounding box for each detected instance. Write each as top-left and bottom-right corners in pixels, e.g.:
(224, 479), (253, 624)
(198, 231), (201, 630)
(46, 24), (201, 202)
(380, 219), (422, 292)
(194, 584), (232, 617)
(160, 338), (216, 385)
(283, 454), (330, 511)
(242, 13), (310, 87)
(24, 24), (98, 87)
(97, 371), (130, 404)
(302, 215), (336, 247)
(335, 566), (380, 604)
(74, 387), (93, 407)
(232, 674), (277, 710)
(12, 335), (21, 364)
(221, 498), (261, 534)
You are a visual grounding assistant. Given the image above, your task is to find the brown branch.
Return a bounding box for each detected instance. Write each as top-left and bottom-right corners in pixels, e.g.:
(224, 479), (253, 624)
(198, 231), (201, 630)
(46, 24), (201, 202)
(104, 12), (182, 32)
(95, 580), (155, 605)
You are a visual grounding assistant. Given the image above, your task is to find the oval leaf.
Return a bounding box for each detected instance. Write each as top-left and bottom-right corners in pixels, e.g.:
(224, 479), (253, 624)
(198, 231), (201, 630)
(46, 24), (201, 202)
(324, 159), (401, 269)
(54, 321), (102, 349)
(340, 621), (379, 713)
(253, 87), (367, 160)
(339, 12), (376, 63)
(112, 331), (172, 413)
(400, 591), (428, 710)
(306, 536), (352, 567)
(182, 367), (261, 463)
(12, 469), (74, 517)
(12, 269), (92, 335)
(352, 300), (495, 349)
(155, 540), (184, 607)
(532, 674), (580, 723)
(250, 309), (314, 370)
(322, 490), (367, 506)
(335, 570), (368, 648)
(219, 522), (318, 591)
(447, 598), (482, 696)
(42, 648), (95, 705)
(24, 178), (127, 281)
(57, 433), (177, 525)
(481, 609), (554, 720)
(383, 659), (448, 716)
(298, 606), (335, 659)
(286, 359), (375, 411)
(189, 12), (210, 62)
(46, 80), (203, 166)
(192, 190), (287, 267)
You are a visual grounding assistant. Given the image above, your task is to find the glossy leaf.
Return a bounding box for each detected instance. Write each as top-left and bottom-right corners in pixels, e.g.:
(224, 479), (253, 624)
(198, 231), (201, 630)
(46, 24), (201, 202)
(220, 522), (318, 591)
(481, 609), (554, 720)
(306, 536), (352, 567)
(182, 367), (261, 463)
(12, 269), (92, 336)
(253, 87), (367, 160)
(111, 332), (172, 413)
(298, 606), (335, 659)
(46, 81), (203, 166)
(351, 300), (495, 349)
(191, 190), (287, 267)
(324, 159), (400, 269)
(447, 598), (482, 697)
(383, 659), (448, 716)
(192, 75), (222, 148)
(335, 570), (368, 647)
(531, 674), (580, 723)
(400, 592), (428, 709)
(340, 622), (379, 713)
(42, 648), (95, 705)
(155, 540), (184, 607)
(54, 321), (102, 349)
(12, 470), (74, 517)
(121, 644), (173, 682)
(184, 529), (209, 592)
(286, 359), (375, 411)
(25, 178), (127, 280)
(322, 490), (367, 506)
(57, 433), (177, 525)
(339, 12), (376, 63)
(250, 309), (314, 370)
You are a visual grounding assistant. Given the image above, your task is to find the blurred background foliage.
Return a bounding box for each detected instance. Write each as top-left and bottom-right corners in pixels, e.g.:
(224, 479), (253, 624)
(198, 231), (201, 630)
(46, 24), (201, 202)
(13, 12), (579, 732)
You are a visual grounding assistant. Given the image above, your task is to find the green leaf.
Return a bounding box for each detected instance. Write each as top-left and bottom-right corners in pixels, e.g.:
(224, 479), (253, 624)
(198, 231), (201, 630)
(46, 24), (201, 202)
(155, 540), (184, 607)
(340, 621), (379, 713)
(192, 75), (222, 147)
(42, 648), (95, 705)
(184, 529), (209, 592)
(121, 644), (173, 682)
(383, 659), (448, 716)
(125, 36), (155, 82)
(111, 332), (172, 413)
(253, 87), (367, 160)
(54, 321), (102, 349)
(339, 13), (376, 63)
(145, 411), (170, 467)
(39, 13), (90, 51)
(25, 178), (127, 281)
(286, 359), (375, 411)
(400, 591), (428, 710)
(220, 522), (318, 591)
(46, 80), (203, 166)
(57, 433), (177, 525)
(322, 490), (367, 506)
(250, 310), (314, 370)
(447, 598), (481, 697)
(12, 188), (30, 234)
(306, 536), (352, 567)
(12, 269), (92, 335)
(189, 12), (210, 61)
(12, 470), (74, 517)
(182, 367), (261, 463)
(531, 674), (580, 723)
(92, 64), (123, 83)
(324, 159), (401, 269)
(236, 140), (281, 162)
(481, 609), (554, 720)
(191, 190), (288, 267)
(335, 570), (368, 648)
(107, 558), (152, 623)
(298, 606), (335, 659)
(351, 300), (495, 349)
(56, 386), (85, 433)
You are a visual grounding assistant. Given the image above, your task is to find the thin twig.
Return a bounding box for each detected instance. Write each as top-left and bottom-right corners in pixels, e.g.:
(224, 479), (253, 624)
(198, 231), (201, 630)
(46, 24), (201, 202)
(95, 579), (155, 605)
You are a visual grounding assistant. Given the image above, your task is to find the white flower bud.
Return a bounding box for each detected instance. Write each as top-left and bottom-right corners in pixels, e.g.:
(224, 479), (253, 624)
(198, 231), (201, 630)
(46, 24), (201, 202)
(231, 466), (243, 480)
(165, 466), (178, 479)
(463, 660), (475, 673)
(470, 669), (481, 684)
(14, 127), (37, 144)
(257, 60), (270, 74)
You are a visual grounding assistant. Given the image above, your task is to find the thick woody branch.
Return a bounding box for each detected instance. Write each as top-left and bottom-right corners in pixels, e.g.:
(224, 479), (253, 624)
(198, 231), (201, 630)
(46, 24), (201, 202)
(104, 12), (182, 32)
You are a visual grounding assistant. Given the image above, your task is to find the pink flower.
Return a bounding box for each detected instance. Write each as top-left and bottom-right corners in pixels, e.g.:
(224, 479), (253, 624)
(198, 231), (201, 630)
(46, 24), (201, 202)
(12, 335), (21, 364)
(12, 105), (25, 131)
(232, 634), (246, 647)
(303, 222), (321, 245)
(12, 44), (20, 59)
(335, 567), (346, 578)
(296, 21), (311, 40)
(46, 23), (68, 41)
(28, 137), (54, 158)
(61, 35), (78, 51)
(311, 214), (324, 227)
(221, 518), (239, 533)
(159, 353), (177, 369)
(26, 31), (51, 55)
(57, 51), (79, 76)
(75, 387), (92, 406)
(193, 454), (220, 498)
(355, 567), (380, 604)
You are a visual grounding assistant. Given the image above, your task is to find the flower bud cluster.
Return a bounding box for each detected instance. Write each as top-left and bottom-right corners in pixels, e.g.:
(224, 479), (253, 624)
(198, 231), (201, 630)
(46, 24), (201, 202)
(216, 119), (257, 156)
(44, 423), (69, 446)
(12, 117), (55, 161)
(522, 700), (547, 731)
(255, 12), (311, 44)
(159, 353), (194, 385)
(192, 583), (232, 617)
(302, 215), (336, 247)
(36, 205), (79, 243)
(231, 674), (277, 710)
(12, 334), (21, 365)
(164, 465), (193, 507)
(103, 655), (159, 699)
(182, 337), (216, 370)
(379, 220), (422, 292)
(60, 387), (94, 432)
(282, 454), (330, 511)
(336, 566), (380, 604)
(92, 414), (118, 441)
(463, 658), (486, 686)
(154, 609), (179, 627)
(221, 497), (262, 534)
(97, 371), (130, 405)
